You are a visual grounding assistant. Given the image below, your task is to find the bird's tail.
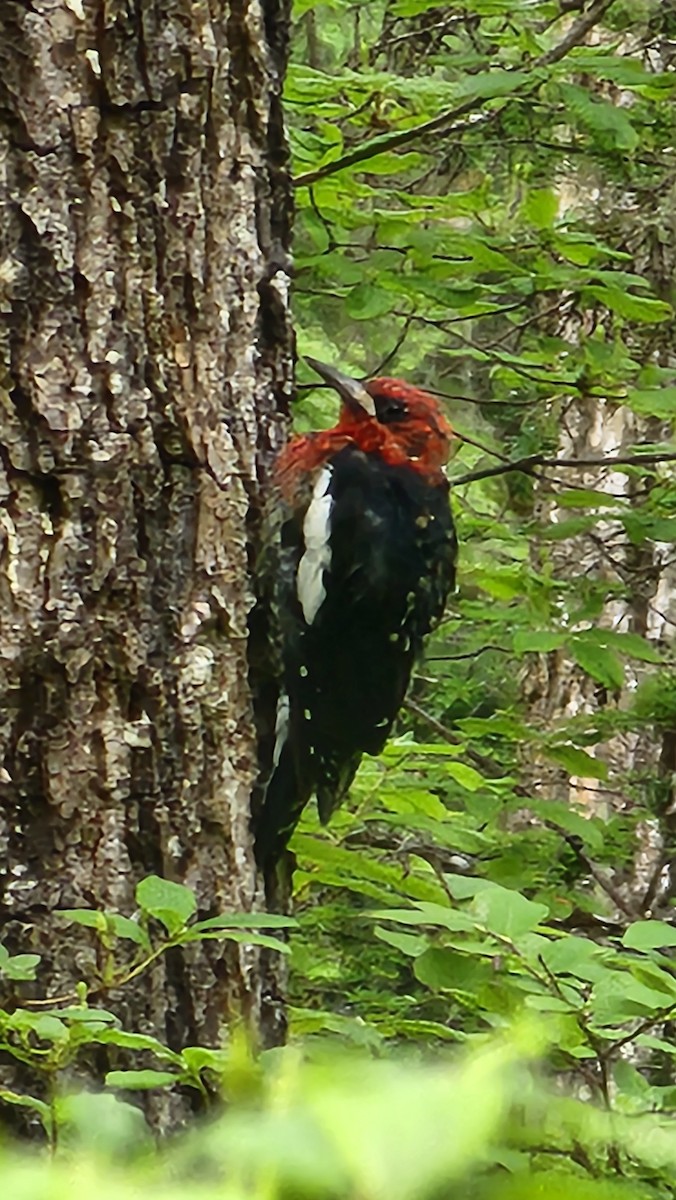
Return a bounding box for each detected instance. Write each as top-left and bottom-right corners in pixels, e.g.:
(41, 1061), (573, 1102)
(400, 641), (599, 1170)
(254, 693), (364, 868)
(254, 717), (312, 870)
(316, 752), (362, 825)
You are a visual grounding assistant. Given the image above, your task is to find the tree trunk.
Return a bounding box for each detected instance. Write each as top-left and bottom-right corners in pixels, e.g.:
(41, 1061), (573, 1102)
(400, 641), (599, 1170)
(0, 0), (292, 1130)
(523, 274), (676, 917)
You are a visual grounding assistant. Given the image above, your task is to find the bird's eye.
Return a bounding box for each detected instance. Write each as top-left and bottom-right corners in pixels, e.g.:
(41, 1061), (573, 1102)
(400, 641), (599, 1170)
(376, 399), (407, 424)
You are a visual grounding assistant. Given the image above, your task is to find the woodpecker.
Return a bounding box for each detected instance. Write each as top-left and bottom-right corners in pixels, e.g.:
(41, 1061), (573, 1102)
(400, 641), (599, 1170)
(254, 358), (458, 869)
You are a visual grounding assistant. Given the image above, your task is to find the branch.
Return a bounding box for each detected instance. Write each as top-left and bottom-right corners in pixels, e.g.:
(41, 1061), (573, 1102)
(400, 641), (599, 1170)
(371, 315), (413, 375)
(549, 826), (638, 919)
(403, 698), (499, 778)
(450, 451), (676, 488)
(294, 0), (618, 187)
(536, 0), (618, 67)
(295, 106), (498, 188)
(425, 644), (510, 662)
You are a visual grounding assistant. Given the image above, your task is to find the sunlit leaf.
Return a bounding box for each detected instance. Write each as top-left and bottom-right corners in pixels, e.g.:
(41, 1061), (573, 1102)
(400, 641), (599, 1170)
(104, 1070), (180, 1091)
(135, 876), (197, 936)
(472, 887), (549, 940)
(623, 921), (676, 951)
(570, 637), (624, 690)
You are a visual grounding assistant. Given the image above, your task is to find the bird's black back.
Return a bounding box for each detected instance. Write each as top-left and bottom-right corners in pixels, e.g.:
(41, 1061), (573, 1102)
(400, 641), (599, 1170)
(254, 445), (457, 868)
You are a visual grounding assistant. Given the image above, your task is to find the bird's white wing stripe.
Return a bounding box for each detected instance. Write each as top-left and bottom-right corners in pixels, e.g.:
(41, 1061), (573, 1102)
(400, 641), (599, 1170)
(297, 466), (333, 624)
(272, 692), (290, 768)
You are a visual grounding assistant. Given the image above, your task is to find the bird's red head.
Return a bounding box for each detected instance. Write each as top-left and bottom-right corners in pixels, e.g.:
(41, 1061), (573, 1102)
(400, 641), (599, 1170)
(309, 359), (453, 469)
(276, 360), (455, 500)
(362, 376), (453, 471)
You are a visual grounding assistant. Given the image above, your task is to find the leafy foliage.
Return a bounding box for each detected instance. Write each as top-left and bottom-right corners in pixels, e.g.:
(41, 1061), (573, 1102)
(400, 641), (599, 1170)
(284, 0), (676, 1195)
(4, 1028), (676, 1198)
(0, 878), (294, 1135)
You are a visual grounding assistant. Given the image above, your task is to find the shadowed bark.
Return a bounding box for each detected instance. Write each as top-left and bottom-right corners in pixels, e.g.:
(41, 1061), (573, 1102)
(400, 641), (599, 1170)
(0, 0), (292, 1130)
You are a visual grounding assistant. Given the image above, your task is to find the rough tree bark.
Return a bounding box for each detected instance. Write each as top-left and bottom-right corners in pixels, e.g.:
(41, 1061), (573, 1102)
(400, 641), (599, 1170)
(0, 0), (292, 1129)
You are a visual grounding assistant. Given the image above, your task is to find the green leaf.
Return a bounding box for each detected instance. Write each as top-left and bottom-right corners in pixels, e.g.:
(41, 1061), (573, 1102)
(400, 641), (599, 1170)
(571, 636), (624, 690)
(555, 488), (627, 509)
(526, 996), (583, 1019)
(591, 976), (672, 1024)
(625, 513), (676, 543)
(190, 913), (298, 932)
(95, 1030), (183, 1061)
(445, 762), (485, 791)
(472, 567), (523, 600)
(613, 1059), (654, 1102)
(558, 83), (640, 151)
(631, 962), (676, 999)
(522, 188), (558, 230)
(0, 953), (41, 982)
(302, 209), (331, 253)
(108, 915), (151, 948)
(56, 908), (108, 931)
(540, 936), (612, 983)
(471, 887), (549, 940)
(135, 876), (197, 936)
(8, 1013), (68, 1042)
(623, 921), (676, 951)
(454, 69), (532, 103)
(585, 286), (672, 324)
(636, 1033), (676, 1055)
(40, 1007), (117, 1030)
(285, 64), (346, 105)
(0, 1089), (52, 1126)
(56, 908), (150, 947)
(105, 1069), (180, 1091)
(344, 282), (393, 320)
(292, 834), (445, 904)
(289, 1006), (384, 1047)
(626, 387), (676, 419)
(373, 903), (476, 933)
(539, 516), (599, 541)
(414, 947), (493, 991)
(545, 743), (608, 781)
(182, 930), (291, 954)
(530, 799), (604, 852)
(180, 1046), (229, 1074)
(602, 631), (662, 664)
(387, 1018), (467, 1042)
(374, 926), (428, 956)
(513, 631), (565, 654)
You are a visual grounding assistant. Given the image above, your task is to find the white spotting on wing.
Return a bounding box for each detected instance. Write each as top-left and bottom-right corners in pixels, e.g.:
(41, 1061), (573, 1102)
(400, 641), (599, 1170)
(297, 466), (333, 624)
(272, 693), (290, 768)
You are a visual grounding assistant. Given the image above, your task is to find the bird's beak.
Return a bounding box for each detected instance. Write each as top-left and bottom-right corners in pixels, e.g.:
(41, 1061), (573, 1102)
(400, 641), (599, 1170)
(305, 357), (377, 417)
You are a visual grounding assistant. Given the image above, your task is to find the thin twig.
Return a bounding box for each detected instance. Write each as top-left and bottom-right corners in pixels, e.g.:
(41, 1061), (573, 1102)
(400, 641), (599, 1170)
(426, 644), (510, 662)
(403, 697), (501, 777)
(608, 1001), (676, 1056)
(450, 451), (676, 488)
(548, 826), (637, 919)
(371, 316), (414, 376)
(454, 431), (513, 463)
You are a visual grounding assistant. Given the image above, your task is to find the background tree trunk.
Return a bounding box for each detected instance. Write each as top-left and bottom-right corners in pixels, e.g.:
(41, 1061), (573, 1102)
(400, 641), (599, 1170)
(0, 0), (292, 1129)
(522, 185), (676, 917)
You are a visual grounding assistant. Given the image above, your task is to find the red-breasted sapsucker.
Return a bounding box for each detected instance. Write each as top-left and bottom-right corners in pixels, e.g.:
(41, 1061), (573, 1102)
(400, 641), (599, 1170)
(254, 358), (458, 869)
